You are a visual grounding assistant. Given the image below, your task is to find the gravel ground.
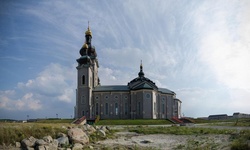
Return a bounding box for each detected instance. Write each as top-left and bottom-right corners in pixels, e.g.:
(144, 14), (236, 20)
(97, 132), (231, 150)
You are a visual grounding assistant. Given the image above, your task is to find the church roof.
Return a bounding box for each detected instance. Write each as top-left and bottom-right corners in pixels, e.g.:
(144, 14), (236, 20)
(128, 62), (158, 90)
(132, 82), (154, 90)
(93, 63), (175, 95)
(158, 88), (175, 95)
(93, 85), (130, 92)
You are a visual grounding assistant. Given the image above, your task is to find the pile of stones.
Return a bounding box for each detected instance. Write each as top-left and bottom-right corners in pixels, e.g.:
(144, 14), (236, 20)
(14, 124), (110, 150)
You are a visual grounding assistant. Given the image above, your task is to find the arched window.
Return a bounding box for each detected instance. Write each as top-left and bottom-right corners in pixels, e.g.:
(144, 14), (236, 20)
(115, 103), (118, 115)
(82, 75), (85, 85)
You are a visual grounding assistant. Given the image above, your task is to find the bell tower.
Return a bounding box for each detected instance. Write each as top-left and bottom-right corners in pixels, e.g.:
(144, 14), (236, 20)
(75, 25), (99, 119)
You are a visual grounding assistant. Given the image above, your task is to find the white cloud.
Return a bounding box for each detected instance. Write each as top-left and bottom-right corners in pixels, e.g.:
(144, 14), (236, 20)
(195, 1), (250, 90)
(99, 65), (134, 85)
(17, 63), (76, 101)
(176, 1), (250, 117)
(226, 88), (250, 113)
(178, 79), (250, 118)
(0, 63), (76, 114)
(177, 87), (232, 117)
(16, 93), (42, 111)
(0, 90), (15, 108)
(0, 91), (42, 111)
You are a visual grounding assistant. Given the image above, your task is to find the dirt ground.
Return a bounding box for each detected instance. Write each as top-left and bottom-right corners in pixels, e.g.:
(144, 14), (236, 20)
(96, 131), (231, 150)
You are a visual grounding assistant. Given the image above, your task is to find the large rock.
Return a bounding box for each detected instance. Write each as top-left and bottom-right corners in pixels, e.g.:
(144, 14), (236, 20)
(100, 126), (110, 133)
(36, 144), (57, 150)
(57, 132), (67, 138)
(21, 136), (37, 148)
(36, 139), (58, 150)
(98, 129), (106, 137)
(15, 142), (21, 148)
(57, 136), (69, 146)
(33, 137), (58, 150)
(43, 136), (53, 143)
(72, 143), (83, 150)
(36, 145), (47, 150)
(68, 128), (89, 145)
(50, 139), (59, 149)
(83, 124), (96, 135)
(100, 126), (107, 132)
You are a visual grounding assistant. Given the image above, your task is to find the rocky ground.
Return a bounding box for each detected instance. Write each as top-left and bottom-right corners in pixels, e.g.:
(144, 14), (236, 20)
(96, 132), (231, 150)
(1, 124), (249, 150)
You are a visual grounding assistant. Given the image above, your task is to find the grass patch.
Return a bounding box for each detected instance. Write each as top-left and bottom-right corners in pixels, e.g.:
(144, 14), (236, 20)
(193, 118), (250, 126)
(96, 119), (172, 125)
(0, 122), (72, 145)
(230, 129), (250, 150)
(0, 122), (119, 146)
(89, 128), (119, 143)
(129, 126), (250, 150)
(128, 126), (235, 135)
(174, 137), (220, 150)
(35, 119), (74, 123)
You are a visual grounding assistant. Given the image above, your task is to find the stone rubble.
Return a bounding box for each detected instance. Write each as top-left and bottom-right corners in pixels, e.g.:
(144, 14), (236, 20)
(15, 124), (108, 150)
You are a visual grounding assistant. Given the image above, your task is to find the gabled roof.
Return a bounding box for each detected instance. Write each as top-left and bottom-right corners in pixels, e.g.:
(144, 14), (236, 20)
(132, 82), (154, 90)
(93, 85), (129, 92)
(158, 88), (175, 95)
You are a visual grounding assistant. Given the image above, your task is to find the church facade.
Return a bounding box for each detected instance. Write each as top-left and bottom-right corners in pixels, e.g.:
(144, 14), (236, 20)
(75, 26), (182, 120)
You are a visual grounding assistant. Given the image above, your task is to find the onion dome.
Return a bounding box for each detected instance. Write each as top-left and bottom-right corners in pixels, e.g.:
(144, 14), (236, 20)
(83, 43), (88, 49)
(79, 42), (88, 56)
(85, 26), (92, 36)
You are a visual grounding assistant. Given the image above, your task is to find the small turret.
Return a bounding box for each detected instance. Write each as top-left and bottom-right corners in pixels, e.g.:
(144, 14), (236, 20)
(138, 60), (145, 78)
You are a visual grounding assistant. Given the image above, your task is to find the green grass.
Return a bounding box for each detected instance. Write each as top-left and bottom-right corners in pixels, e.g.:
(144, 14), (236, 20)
(129, 126), (250, 150)
(96, 119), (172, 125)
(0, 122), (72, 145)
(128, 126), (236, 135)
(193, 118), (250, 126)
(0, 122), (117, 146)
(35, 119), (74, 123)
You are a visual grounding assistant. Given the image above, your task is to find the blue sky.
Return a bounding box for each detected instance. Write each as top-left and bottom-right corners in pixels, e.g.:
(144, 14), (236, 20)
(0, 0), (250, 120)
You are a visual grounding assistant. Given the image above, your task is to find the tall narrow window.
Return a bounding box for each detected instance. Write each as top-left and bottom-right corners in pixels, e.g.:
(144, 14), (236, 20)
(105, 103), (109, 115)
(82, 75), (85, 85)
(82, 111), (85, 116)
(115, 103), (118, 115)
(138, 102), (141, 115)
(124, 103), (128, 115)
(154, 102), (156, 113)
(162, 103), (165, 114)
(96, 103), (99, 115)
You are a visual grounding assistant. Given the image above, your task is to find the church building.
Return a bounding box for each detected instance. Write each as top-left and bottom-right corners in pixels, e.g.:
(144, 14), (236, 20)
(75, 26), (182, 120)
